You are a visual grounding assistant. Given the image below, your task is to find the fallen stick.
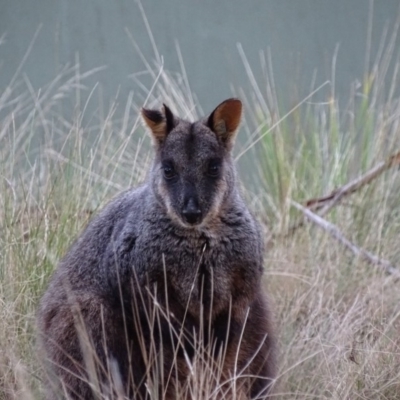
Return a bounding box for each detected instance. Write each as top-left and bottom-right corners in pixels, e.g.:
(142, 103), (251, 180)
(291, 200), (400, 279)
(305, 150), (400, 210)
(285, 149), (400, 236)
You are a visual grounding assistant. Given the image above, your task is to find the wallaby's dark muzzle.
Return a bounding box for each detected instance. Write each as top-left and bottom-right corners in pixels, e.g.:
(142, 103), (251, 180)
(182, 197), (202, 225)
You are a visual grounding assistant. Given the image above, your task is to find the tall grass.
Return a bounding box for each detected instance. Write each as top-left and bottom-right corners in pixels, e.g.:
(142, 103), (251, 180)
(1, 34), (400, 399)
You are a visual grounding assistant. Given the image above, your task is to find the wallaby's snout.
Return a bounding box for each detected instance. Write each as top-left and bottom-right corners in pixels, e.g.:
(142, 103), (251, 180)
(182, 196), (202, 225)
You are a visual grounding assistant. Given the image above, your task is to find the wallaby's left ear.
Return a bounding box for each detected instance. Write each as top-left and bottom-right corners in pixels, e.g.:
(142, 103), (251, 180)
(141, 104), (176, 145)
(207, 98), (242, 149)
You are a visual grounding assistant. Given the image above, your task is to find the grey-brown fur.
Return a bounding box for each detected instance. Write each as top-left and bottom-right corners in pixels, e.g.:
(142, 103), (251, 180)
(37, 98), (277, 399)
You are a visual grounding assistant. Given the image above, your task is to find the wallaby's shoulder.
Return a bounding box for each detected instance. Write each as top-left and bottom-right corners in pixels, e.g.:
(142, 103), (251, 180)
(76, 183), (152, 241)
(86, 183), (151, 233)
(51, 184), (153, 287)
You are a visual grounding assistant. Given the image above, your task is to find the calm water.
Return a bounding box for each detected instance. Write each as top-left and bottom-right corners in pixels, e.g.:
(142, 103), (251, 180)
(1, 1), (399, 112)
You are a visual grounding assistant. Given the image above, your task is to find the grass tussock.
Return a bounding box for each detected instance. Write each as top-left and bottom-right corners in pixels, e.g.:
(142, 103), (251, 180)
(1, 37), (400, 399)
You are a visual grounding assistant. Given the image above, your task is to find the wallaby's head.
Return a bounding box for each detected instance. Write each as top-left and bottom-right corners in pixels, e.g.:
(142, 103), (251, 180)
(142, 98), (242, 228)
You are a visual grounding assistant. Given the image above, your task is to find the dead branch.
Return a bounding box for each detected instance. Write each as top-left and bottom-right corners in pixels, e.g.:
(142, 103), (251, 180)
(305, 150), (400, 210)
(284, 149), (400, 237)
(291, 201), (400, 279)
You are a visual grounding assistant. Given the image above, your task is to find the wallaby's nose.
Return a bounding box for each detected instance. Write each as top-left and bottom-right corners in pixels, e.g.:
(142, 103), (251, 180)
(182, 198), (202, 225)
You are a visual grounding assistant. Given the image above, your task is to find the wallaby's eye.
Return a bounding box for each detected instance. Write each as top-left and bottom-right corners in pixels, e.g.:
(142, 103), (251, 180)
(163, 164), (177, 180)
(207, 160), (221, 177)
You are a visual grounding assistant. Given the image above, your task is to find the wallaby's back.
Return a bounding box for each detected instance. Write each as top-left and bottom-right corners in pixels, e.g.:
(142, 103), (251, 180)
(37, 98), (277, 399)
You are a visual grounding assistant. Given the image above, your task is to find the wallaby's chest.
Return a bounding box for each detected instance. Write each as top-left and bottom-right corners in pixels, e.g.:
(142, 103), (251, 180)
(134, 226), (259, 319)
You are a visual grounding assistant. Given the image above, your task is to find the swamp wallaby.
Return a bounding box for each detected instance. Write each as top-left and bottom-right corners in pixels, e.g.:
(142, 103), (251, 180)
(37, 98), (277, 399)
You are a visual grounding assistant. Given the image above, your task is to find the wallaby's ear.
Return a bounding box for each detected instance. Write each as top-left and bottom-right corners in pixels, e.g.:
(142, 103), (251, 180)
(141, 104), (176, 145)
(207, 98), (242, 148)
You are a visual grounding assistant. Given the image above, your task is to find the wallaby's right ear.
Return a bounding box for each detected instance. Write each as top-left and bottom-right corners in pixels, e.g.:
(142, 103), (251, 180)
(141, 104), (175, 145)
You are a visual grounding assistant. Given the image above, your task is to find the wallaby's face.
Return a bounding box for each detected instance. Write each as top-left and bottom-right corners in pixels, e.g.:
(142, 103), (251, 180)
(142, 99), (242, 227)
